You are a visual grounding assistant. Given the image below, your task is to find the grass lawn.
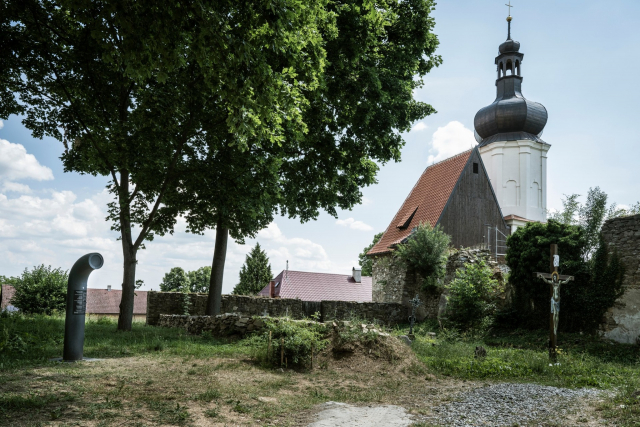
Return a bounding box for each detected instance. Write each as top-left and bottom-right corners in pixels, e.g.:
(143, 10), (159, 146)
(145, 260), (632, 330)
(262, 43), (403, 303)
(1, 314), (639, 426)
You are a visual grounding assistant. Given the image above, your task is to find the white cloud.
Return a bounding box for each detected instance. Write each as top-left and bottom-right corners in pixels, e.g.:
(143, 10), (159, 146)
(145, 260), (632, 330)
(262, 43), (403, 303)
(427, 121), (477, 164)
(361, 196), (373, 207)
(2, 182), (32, 193)
(335, 217), (373, 231)
(0, 120), (4, 129)
(412, 121), (428, 131)
(0, 139), (54, 182)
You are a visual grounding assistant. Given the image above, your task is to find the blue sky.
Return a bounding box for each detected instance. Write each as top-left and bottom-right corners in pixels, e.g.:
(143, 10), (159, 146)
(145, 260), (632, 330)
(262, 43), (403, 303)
(1, 0), (638, 293)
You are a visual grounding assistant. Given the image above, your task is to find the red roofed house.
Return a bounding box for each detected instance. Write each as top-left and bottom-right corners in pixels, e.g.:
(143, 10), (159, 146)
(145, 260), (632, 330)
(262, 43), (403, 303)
(258, 268), (372, 302)
(366, 147), (508, 307)
(1, 284), (147, 320)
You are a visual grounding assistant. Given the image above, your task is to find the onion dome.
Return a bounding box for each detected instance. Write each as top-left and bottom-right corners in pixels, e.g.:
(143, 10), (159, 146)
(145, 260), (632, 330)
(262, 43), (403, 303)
(474, 16), (548, 146)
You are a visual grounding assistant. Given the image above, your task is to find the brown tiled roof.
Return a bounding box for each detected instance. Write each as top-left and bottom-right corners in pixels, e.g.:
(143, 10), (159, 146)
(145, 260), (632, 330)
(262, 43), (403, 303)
(0, 285), (147, 315)
(368, 149), (472, 256)
(257, 270), (372, 302)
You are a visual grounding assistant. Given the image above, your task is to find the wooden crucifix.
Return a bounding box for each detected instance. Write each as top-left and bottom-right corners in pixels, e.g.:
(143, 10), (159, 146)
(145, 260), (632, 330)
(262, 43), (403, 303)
(535, 244), (574, 361)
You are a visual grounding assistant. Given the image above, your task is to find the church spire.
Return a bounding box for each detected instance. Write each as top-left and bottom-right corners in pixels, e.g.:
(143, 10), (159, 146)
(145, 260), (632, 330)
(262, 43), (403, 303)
(472, 11), (548, 145)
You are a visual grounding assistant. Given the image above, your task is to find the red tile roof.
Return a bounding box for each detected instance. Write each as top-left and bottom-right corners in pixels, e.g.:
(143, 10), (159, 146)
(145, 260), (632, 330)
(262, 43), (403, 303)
(368, 149), (472, 256)
(257, 270), (372, 302)
(0, 285), (147, 315)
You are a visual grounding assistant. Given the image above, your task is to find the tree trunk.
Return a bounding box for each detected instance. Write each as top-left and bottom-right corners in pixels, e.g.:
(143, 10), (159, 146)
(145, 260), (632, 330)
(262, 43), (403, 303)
(118, 242), (137, 331)
(206, 222), (229, 315)
(117, 170), (137, 331)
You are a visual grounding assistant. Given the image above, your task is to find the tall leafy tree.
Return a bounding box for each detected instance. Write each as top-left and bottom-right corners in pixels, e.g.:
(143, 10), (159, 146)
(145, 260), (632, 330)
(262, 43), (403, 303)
(159, 267), (190, 293)
(358, 232), (384, 276)
(187, 267), (211, 294)
(2, 0), (329, 329)
(179, 0), (442, 314)
(233, 243), (273, 296)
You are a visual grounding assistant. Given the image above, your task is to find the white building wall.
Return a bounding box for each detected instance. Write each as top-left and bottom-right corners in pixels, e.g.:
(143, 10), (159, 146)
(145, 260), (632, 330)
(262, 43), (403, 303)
(479, 140), (550, 228)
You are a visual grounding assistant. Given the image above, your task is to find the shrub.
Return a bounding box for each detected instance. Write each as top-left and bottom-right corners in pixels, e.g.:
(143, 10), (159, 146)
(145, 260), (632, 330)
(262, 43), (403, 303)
(394, 222), (450, 291)
(444, 260), (499, 330)
(10, 265), (68, 315)
(504, 219), (623, 332)
(248, 318), (328, 368)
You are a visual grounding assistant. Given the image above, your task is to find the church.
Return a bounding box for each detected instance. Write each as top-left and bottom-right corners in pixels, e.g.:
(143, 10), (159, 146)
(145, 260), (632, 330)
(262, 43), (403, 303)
(368, 16), (550, 306)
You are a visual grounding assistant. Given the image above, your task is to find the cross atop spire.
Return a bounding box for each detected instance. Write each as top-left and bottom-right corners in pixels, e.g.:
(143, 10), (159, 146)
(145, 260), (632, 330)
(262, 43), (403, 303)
(505, 1), (513, 39)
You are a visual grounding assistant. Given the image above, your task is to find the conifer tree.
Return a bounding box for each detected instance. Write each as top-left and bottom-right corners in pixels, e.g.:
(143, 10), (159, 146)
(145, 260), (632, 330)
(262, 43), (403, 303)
(233, 244), (272, 296)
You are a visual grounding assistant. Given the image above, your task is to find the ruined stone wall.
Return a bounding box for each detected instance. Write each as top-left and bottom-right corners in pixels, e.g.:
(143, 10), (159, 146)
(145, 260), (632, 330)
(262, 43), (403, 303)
(157, 313), (269, 336)
(600, 214), (640, 344)
(146, 293), (304, 326)
(371, 249), (508, 320)
(371, 254), (444, 320)
(147, 292), (407, 327)
(320, 301), (406, 326)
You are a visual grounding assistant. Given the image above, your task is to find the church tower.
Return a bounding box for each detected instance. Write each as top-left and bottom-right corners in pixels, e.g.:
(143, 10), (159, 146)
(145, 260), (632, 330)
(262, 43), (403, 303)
(474, 14), (550, 233)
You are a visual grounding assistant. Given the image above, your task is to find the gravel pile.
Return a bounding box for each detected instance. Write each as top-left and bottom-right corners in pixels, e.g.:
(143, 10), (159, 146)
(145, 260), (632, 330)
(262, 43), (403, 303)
(427, 383), (601, 426)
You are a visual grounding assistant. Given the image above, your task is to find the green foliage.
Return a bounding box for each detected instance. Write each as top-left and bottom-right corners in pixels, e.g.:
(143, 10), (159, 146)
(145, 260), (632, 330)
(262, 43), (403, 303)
(444, 261), (499, 330)
(233, 243), (272, 296)
(505, 220), (587, 330)
(248, 319), (328, 368)
(0, 275), (17, 285)
(175, 0), (441, 313)
(358, 232), (384, 276)
(395, 222), (450, 291)
(187, 267), (211, 294)
(547, 194), (581, 225)
(579, 187), (609, 260)
(159, 268), (190, 293)
(0, 314), (254, 372)
(2, 0), (332, 329)
(9, 265), (68, 315)
(548, 187), (639, 260)
(505, 219), (624, 333)
(411, 327), (640, 390)
(159, 266), (211, 294)
(577, 235), (625, 332)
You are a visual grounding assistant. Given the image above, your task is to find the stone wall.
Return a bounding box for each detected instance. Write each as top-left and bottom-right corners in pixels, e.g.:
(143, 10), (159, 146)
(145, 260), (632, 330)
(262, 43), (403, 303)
(147, 292), (407, 327)
(600, 214), (640, 344)
(320, 301), (407, 325)
(146, 293), (304, 326)
(371, 248), (508, 320)
(157, 313), (269, 336)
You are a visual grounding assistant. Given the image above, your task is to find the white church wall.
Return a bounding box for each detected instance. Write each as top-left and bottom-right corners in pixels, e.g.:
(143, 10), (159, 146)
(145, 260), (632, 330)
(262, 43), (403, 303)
(480, 139), (550, 224)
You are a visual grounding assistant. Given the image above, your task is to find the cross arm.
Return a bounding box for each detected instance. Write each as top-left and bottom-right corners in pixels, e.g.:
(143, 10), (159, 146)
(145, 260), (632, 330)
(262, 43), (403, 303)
(535, 272), (575, 281)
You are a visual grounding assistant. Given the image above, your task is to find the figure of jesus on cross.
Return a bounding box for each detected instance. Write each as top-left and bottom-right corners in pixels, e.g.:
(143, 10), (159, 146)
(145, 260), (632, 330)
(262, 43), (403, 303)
(535, 244), (574, 361)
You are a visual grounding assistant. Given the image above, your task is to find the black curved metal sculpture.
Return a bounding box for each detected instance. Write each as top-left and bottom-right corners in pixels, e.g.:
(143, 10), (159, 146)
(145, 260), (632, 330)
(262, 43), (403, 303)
(63, 253), (104, 361)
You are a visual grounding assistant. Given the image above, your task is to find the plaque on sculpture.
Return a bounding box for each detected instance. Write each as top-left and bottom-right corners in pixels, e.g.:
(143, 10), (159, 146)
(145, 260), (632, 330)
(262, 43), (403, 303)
(73, 290), (87, 315)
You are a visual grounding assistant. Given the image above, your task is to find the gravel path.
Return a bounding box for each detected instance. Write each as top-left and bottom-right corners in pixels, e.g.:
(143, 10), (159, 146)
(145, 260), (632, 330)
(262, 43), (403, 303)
(306, 383), (602, 427)
(426, 383), (601, 426)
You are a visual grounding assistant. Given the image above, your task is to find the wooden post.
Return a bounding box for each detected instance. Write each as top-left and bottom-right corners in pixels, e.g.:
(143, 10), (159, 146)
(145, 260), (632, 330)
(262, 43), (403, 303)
(549, 244), (558, 361)
(280, 338), (284, 366)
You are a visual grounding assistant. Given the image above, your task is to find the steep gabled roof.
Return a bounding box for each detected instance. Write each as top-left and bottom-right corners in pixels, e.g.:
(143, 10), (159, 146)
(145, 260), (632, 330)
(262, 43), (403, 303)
(257, 270), (372, 302)
(368, 149), (473, 256)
